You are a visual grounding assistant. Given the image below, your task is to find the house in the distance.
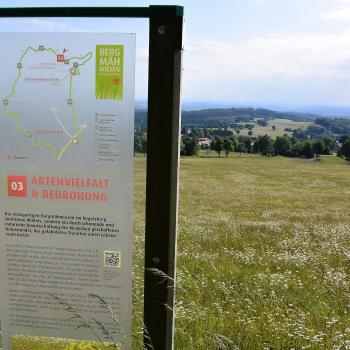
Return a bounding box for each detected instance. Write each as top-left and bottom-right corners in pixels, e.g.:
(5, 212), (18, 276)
(198, 137), (211, 148)
(334, 141), (342, 153)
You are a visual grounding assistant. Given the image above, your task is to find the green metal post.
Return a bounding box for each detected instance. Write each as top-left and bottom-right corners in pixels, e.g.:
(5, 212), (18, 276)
(144, 5), (183, 350)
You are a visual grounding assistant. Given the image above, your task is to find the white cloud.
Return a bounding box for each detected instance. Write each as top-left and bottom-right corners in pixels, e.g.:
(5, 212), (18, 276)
(181, 29), (350, 102)
(321, 8), (350, 22)
(184, 30), (350, 81)
(320, 0), (350, 22)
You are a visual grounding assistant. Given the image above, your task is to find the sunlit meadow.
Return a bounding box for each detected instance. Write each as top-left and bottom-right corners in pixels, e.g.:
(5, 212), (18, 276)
(133, 154), (350, 349)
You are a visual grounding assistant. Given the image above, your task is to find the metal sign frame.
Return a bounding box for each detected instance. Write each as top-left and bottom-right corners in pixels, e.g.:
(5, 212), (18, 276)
(0, 5), (183, 350)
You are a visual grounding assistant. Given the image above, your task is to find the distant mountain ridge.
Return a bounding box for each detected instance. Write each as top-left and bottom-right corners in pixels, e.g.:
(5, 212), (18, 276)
(135, 107), (319, 128)
(135, 106), (350, 138)
(181, 107), (317, 122)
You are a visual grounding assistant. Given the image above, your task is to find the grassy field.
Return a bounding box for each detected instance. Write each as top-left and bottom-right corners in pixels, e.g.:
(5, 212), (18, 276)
(133, 154), (350, 349)
(237, 118), (312, 138)
(1, 154), (349, 349)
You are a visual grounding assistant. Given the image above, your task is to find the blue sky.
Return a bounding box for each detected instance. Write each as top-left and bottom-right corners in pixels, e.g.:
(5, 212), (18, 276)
(2, 0), (350, 111)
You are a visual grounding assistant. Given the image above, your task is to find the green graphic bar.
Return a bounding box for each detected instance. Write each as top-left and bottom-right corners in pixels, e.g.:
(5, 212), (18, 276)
(96, 45), (124, 100)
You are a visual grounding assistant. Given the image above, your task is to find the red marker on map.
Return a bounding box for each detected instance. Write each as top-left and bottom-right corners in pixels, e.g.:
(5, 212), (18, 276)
(112, 78), (121, 86)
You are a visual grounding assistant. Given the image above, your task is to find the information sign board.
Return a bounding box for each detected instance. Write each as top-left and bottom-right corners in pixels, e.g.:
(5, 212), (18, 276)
(0, 32), (135, 350)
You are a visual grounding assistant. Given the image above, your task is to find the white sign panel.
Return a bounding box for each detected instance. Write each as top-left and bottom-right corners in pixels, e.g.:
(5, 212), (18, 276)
(0, 32), (135, 350)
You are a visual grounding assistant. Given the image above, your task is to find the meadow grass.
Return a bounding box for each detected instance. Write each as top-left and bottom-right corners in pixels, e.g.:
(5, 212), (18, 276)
(237, 118), (312, 138)
(132, 154), (350, 349)
(1, 154), (348, 349)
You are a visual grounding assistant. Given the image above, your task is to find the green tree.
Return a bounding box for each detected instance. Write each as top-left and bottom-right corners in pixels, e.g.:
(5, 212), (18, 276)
(302, 142), (314, 158)
(237, 142), (247, 154)
(182, 137), (199, 156)
(237, 136), (252, 154)
(274, 136), (292, 156)
(223, 138), (234, 158)
(245, 139), (252, 153)
(210, 138), (216, 152)
(292, 141), (304, 157)
(141, 136), (147, 157)
(230, 136), (239, 151)
(253, 135), (274, 156)
(134, 134), (143, 156)
(341, 138), (350, 160)
(257, 119), (268, 127)
(312, 140), (325, 156)
(180, 139), (185, 155)
(323, 138), (333, 148)
(324, 145), (331, 155)
(213, 137), (225, 157)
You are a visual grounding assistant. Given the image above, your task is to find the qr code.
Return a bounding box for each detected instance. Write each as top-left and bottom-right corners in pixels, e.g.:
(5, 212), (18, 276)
(104, 250), (121, 268)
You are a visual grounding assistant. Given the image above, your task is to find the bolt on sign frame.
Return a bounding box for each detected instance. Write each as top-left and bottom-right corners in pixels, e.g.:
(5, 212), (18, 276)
(0, 5), (183, 350)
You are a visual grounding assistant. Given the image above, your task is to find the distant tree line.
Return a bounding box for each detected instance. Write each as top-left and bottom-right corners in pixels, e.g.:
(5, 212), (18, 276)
(179, 107), (313, 128)
(179, 134), (342, 159)
(315, 118), (350, 135)
(136, 121), (350, 161)
(292, 118), (350, 140)
(135, 109), (350, 161)
(135, 107), (314, 130)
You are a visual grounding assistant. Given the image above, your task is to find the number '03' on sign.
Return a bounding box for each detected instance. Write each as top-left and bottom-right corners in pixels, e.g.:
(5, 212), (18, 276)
(7, 175), (28, 197)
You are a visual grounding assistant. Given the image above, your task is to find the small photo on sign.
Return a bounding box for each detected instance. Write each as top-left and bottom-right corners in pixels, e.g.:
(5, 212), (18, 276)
(96, 45), (124, 100)
(104, 250), (121, 268)
(11, 334), (120, 350)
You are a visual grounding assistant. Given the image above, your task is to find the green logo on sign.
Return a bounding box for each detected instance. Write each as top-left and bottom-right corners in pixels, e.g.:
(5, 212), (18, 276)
(96, 45), (124, 100)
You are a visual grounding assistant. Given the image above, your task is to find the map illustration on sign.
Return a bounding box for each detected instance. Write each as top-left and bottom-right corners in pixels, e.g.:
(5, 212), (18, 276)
(0, 33), (130, 166)
(3, 45), (92, 160)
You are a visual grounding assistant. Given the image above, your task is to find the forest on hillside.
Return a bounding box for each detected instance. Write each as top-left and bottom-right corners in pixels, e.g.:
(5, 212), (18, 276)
(134, 107), (350, 160)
